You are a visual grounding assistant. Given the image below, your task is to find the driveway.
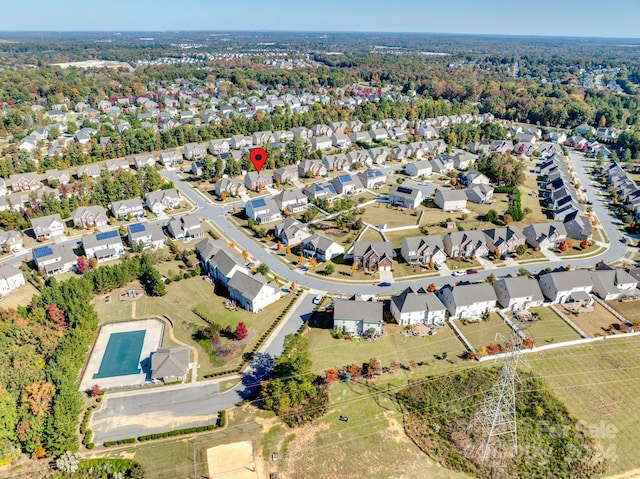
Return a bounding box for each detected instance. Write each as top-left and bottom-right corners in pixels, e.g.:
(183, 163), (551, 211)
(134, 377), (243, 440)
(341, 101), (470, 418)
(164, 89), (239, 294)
(379, 269), (394, 283)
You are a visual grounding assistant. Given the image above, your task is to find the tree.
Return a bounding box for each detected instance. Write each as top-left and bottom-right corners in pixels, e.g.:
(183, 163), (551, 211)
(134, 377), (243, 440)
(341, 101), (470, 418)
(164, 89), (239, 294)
(486, 273), (497, 283)
(390, 359), (401, 373)
(345, 363), (361, 379)
(441, 351), (448, 360)
(257, 263), (270, 276)
(76, 256), (87, 274)
(516, 243), (527, 256)
(558, 240), (569, 252)
(22, 381), (55, 418)
(220, 191), (227, 201)
(47, 303), (67, 333)
(368, 357), (382, 377)
(139, 254), (166, 296)
(580, 239), (590, 250)
(426, 283), (437, 293)
(276, 241), (282, 251)
(408, 359), (418, 370)
(235, 322), (248, 340)
(324, 263), (335, 275)
(90, 384), (102, 398)
(242, 250), (249, 262)
(290, 282), (296, 292)
(518, 267), (532, 277)
(309, 258), (317, 269)
(285, 244), (292, 255)
(56, 451), (80, 474)
(325, 368), (339, 383)
(297, 255), (304, 266)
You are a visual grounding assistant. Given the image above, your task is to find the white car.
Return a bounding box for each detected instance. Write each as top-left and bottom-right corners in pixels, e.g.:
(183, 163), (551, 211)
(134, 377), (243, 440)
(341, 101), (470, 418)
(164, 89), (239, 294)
(312, 295), (323, 305)
(452, 270), (466, 276)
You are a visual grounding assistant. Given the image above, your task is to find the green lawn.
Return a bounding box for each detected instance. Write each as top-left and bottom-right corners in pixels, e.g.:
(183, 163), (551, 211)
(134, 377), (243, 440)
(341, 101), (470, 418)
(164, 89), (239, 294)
(529, 337), (640, 476)
(456, 313), (515, 350)
(357, 227), (385, 242)
(359, 202), (421, 228)
(525, 307), (583, 345)
(305, 322), (468, 373)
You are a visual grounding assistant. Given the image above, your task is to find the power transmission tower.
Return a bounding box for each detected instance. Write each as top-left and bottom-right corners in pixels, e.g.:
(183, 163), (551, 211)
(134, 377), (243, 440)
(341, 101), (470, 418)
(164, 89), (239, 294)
(466, 330), (526, 463)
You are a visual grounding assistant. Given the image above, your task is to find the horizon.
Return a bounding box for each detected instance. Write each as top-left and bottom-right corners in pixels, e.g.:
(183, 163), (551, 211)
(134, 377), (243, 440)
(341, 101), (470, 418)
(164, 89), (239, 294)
(2, 0), (640, 39)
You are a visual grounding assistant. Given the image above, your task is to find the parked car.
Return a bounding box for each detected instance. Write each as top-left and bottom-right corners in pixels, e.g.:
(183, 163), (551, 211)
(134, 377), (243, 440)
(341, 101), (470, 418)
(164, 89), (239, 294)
(379, 282), (391, 287)
(339, 415), (349, 422)
(466, 269), (478, 274)
(452, 270), (466, 276)
(312, 295), (322, 305)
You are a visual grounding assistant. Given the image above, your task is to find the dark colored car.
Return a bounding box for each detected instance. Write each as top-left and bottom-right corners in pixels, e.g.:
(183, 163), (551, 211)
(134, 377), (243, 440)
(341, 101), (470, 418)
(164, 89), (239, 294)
(466, 269), (478, 274)
(378, 282), (391, 287)
(339, 415), (349, 422)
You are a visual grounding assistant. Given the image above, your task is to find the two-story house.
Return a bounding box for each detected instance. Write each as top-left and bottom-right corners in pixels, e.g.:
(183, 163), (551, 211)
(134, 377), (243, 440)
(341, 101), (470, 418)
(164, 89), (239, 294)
(31, 214), (65, 240)
(81, 230), (125, 262)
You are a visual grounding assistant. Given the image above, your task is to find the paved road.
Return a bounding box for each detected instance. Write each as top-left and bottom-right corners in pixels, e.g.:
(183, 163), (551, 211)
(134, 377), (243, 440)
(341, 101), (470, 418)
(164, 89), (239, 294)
(91, 291), (315, 443)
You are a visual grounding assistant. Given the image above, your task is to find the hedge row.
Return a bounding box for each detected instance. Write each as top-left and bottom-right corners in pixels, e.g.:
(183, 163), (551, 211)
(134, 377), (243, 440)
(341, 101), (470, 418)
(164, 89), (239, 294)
(202, 291), (302, 379)
(138, 423), (216, 441)
(80, 404), (98, 449)
(218, 410), (226, 428)
(103, 438), (136, 447)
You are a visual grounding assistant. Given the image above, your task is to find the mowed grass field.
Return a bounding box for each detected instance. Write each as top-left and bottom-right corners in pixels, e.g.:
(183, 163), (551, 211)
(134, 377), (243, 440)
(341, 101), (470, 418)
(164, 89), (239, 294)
(456, 313), (515, 350)
(529, 336), (640, 476)
(525, 307), (583, 345)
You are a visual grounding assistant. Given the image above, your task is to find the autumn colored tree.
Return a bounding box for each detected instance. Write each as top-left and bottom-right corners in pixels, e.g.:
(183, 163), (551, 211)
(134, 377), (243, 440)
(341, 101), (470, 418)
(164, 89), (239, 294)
(426, 283), (437, 293)
(22, 382), (56, 418)
(428, 259), (435, 269)
(266, 233), (272, 241)
(408, 359), (418, 370)
(558, 240), (569, 252)
(309, 258), (317, 269)
(76, 256), (87, 274)
(235, 322), (248, 340)
(242, 250), (249, 262)
(90, 384), (102, 398)
(220, 191), (227, 201)
(580, 239), (589, 250)
(276, 242), (282, 251)
(486, 342), (501, 355)
(229, 242), (236, 249)
(325, 367), (339, 383)
(368, 357), (382, 377)
(285, 244), (291, 255)
(88, 257), (98, 269)
(290, 282), (297, 292)
(297, 255), (304, 265)
(450, 177), (457, 186)
(390, 359), (401, 372)
(522, 337), (535, 349)
(345, 363), (361, 379)
(47, 304), (67, 333)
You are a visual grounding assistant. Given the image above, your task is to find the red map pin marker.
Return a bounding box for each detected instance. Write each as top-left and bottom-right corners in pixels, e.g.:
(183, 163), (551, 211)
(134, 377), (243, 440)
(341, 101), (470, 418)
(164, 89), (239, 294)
(249, 148), (268, 173)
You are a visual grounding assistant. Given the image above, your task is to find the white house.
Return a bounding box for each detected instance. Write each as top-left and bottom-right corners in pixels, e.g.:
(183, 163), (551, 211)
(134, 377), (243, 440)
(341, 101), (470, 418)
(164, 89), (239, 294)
(333, 299), (383, 337)
(127, 222), (166, 249)
(81, 230), (125, 262)
(31, 214), (65, 240)
(389, 185), (423, 209)
(390, 287), (447, 326)
(537, 271), (593, 304)
(111, 198), (145, 220)
(438, 283), (498, 319)
(208, 250), (248, 286)
(145, 189), (182, 215)
(404, 160), (433, 178)
(227, 272), (281, 313)
(0, 265), (25, 295)
(245, 197), (282, 224)
(301, 234), (345, 261)
(589, 265), (638, 301)
(493, 277), (545, 312)
(32, 243), (77, 276)
(434, 189), (468, 211)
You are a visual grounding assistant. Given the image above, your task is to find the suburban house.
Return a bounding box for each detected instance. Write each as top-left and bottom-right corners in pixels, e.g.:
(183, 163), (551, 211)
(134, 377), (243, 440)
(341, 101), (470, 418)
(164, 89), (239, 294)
(358, 169), (387, 189)
(332, 174), (364, 196)
(438, 283), (498, 320)
(245, 197), (282, 224)
(493, 277), (545, 312)
(400, 235), (447, 266)
(443, 230), (491, 258)
(273, 166), (298, 185)
(453, 151), (478, 170)
(81, 230), (125, 262)
(0, 265), (25, 295)
(132, 153), (156, 169)
(301, 234), (345, 262)
(389, 185), (423, 209)
(31, 214), (65, 240)
(273, 190), (309, 213)
(523, 222), (567, 250)
(323, 153), (351, 172)
(183, 142), (208, 160)
(431, 155), (455, 174)
(298, 160), (327, 178)
(158, 150), (183, 167)
(150, 346), (190, 383)
(33, 243), (77, 276)
(352, 242), (394, 272)
(405, 160), (433, 178)
(208, 139), (230, 155)
(126, 222), (166, 249)
(311, 136), (333, 151)
(331, 133), (352, 149)
(589, 265), (638, 301)
(390, 287), (447, 326)
(434, 189), (468, 211)
(252, 131), (275, 146)
(166, 213), (204, 240)
(72, 205), (109, 229)
(111, 198), (145, 220)
(0, 230), (23, 252)
(274, 217), (311, 246)
(483, 226), (526, 258)
(563, 211), (593, 241)
(303, 183), (339, 203)
(45, 169), (70, 186)
(333, 299), (383, 337)
(537, 271), (594, 304)
(244, 171), (274, 192)
(105, 160), (130, 173)
(9, 172), (41, 192)
(466, 184), (494, 204)
(208, 249), (248, 286)
(195, 238), (228, 273)
(214, 178), (246, 198)
(145, 189), (182, 215)
(227, 272), (281, 313)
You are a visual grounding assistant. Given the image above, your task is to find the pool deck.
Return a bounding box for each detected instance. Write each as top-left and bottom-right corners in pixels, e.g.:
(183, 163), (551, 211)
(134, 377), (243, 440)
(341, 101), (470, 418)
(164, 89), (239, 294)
(79, 319), (164, 392)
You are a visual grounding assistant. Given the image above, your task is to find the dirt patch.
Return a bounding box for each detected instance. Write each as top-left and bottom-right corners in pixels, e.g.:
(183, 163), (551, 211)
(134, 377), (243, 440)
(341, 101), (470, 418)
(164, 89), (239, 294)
(382, 410), (405, 443)
(284, 422), (330, 460)
(206, 441), (258, 479)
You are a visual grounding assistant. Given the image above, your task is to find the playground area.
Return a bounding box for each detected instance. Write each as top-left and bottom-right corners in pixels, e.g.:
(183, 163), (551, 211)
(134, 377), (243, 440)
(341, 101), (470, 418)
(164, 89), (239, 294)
(119, 288), (145, 302)
(206, 441), (260, 479)
(79, 318), (164, 392)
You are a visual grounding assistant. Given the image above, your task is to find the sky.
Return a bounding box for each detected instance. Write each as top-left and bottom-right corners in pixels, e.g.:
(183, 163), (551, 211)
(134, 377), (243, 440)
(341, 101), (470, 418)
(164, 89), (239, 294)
(1, 0), (639, 38)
